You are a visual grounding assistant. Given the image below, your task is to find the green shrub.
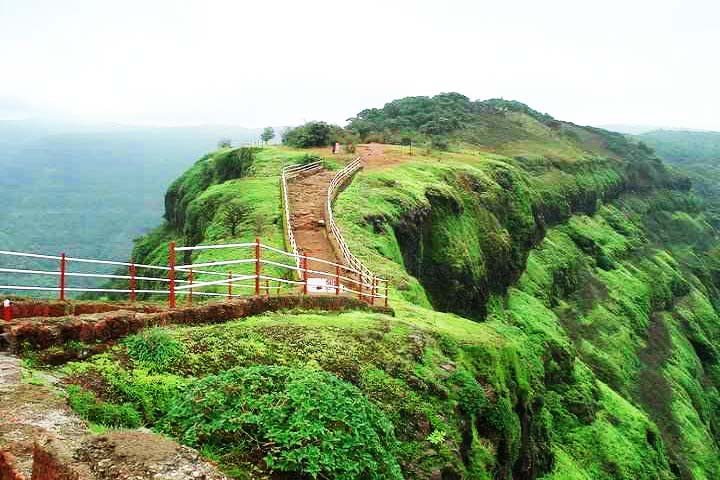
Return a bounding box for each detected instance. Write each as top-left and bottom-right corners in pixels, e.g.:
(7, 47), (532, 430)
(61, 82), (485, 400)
(431, 135), (450, 151)
(67, 385), (141, 428)
(160, 365), (403, 479)
(299, 153), (323, 165)
(214, 147), (256, 182)
(449, 370), (489, 415)
(112, 369), (188, 423)
(64, 354), (188, 424)
(123, 328), (185, 372)
(282, 121), (343, 148)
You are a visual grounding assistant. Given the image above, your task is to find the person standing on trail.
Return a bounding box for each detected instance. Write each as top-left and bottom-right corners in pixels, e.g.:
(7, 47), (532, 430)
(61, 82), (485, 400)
(331, 142), (336, 154)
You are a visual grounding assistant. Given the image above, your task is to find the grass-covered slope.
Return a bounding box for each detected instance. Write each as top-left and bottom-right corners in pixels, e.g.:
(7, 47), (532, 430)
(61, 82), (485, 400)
(637, 130), (720, 165)
(39, 99), (720, 479)
(635, 129), (720, 229)
(115, 146), (344, 297)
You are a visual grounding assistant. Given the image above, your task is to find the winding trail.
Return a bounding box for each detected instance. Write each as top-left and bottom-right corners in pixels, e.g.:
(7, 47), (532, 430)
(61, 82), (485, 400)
(286, 169), (340, 274)
(286, 144), (388, 275)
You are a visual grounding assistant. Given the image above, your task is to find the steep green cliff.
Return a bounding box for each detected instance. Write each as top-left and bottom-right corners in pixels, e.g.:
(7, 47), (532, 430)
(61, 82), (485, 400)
(54, 97), (720, 479)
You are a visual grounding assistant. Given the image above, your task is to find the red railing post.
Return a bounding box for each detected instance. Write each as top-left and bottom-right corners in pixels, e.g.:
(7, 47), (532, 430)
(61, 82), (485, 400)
(59, 252), (67, 301)
(302, 256), (308, 295)
(228, 271), (233, 297)
(168, 242), (176, 309)
(370, 277), (376, 306)
(187, 269), (193, 305)
(335, 266), (341, 295)
(384, 281), (389, 308)
(255, 237), (261, 296)
(3, 299), (11, 322)
(129, 259), (137, 303)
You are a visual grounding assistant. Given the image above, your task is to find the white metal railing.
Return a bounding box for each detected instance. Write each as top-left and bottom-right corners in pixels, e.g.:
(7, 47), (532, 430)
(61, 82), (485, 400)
(0, 240), (389, 310)
(0, 157), (391, 312)
(325, 157), (378, 281)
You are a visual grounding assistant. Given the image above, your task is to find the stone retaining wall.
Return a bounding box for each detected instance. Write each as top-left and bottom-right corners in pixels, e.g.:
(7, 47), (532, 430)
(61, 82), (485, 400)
(5, 301), (162, 320)
(2, 296), (393, 354)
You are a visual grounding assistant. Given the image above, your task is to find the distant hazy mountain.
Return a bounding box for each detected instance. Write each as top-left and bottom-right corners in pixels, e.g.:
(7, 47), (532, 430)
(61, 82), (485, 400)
(635, 129), (720, 229)
(636, 129), (720, 164)
(0, 120), (262, 291)
(599, 124), (671, 135)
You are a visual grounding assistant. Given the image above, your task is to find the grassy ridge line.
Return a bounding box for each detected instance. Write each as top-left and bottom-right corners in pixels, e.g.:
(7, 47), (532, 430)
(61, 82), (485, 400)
(332, 136), (675, 316)
(121, 147), (343, 299)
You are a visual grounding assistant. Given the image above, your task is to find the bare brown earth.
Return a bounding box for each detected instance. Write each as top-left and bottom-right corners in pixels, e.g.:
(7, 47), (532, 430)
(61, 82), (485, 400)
(358, 142), (408, 170)
(287, 169), (341, 275)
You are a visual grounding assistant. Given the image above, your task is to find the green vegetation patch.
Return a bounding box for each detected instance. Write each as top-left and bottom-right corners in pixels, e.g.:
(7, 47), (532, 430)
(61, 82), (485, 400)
(160, 365), (403, 480)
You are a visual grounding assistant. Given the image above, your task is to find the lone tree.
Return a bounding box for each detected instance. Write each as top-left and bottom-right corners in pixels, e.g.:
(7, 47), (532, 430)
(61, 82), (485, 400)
(218, 138), (232, 149)
(220, 200), (251, 236)
(261, 127), (275, 145)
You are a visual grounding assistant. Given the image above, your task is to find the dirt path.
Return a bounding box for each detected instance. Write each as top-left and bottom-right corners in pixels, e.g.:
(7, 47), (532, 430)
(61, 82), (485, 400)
(357, 143), (406, 170)
(286, 144), (391, 277)
(287, 169), (341, 275)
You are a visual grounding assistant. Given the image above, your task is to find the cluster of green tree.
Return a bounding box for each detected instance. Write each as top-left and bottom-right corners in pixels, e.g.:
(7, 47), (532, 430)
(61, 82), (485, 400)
(637, 129), (720, 228)
(638, 129), (720, 164)
(281, 120), (356, 148)
(345, 92), (557, 148)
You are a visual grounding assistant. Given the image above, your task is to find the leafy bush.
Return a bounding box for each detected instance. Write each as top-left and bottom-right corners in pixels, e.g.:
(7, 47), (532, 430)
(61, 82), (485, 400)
(299, 153), (323, 165)
(214, 147), (256, 182)
(160, 365), (403, 479)
(282, 121), (343, 148)
(124, 328), (185, 372)
(427, 429), (447, 446)
(67, 385), (141, 428)
(431, 135), (450, 151)
(449, 370), (489, 415)
(65, 354), (189, 424)
(112, 368), (188, 423)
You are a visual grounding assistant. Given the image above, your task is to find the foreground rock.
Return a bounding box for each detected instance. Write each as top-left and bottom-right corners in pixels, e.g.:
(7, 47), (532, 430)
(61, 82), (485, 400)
(0, 353), (226, 480)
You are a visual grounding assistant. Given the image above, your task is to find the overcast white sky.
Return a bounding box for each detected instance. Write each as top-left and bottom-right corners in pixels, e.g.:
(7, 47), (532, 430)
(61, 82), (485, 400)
(1, 0), (718, 130)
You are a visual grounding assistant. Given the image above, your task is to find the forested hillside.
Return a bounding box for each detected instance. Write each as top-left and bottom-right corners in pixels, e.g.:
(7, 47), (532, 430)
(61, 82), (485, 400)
(637, 129), (720, 228)
(21, 95), (720, 479)
(637, 130), (720, 164)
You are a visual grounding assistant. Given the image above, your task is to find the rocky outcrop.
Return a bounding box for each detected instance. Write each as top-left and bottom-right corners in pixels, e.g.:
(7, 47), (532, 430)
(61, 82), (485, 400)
(0, 353), (226, 480)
